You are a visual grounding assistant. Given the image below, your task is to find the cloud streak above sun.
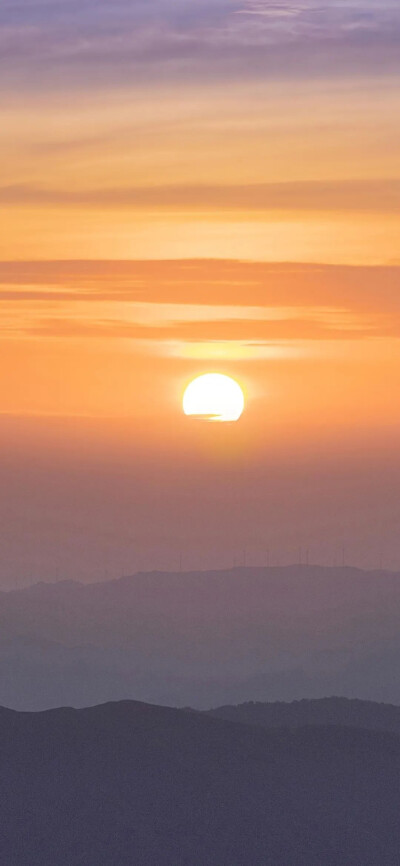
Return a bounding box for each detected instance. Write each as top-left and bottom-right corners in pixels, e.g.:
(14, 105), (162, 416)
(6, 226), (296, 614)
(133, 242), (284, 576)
(2, 262), (400, 353)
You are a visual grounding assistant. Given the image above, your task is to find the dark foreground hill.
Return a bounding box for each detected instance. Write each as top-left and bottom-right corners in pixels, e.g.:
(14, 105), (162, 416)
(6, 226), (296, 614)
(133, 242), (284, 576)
(2, 700), (400, 865)
(209, 696), (400, 735)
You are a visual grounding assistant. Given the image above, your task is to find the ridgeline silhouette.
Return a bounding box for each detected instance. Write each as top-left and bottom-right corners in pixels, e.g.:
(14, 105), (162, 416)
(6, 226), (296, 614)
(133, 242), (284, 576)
(2, 698), (400, 864)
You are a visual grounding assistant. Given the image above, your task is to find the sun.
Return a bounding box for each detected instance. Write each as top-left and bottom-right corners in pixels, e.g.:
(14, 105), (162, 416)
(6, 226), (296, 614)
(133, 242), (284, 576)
(183, 373), (245, 422)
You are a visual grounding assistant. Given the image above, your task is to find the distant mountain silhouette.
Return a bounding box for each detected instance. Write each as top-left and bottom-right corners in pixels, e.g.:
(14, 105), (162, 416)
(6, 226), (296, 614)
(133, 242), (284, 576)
(3, 566), (400, 709)
(209, 696), (400, 735)
(2, 699), (400, 864)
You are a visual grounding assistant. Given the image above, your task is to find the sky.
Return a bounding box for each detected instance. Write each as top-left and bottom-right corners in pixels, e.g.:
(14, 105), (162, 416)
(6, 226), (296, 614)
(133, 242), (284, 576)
(2, 0), (400, 261)
(1, 0), (400, 584)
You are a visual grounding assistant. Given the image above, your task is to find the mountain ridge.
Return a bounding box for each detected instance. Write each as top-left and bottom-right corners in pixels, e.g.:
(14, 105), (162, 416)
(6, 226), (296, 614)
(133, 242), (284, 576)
(5, 563), (400, 595)
(208, 695), (400, 736)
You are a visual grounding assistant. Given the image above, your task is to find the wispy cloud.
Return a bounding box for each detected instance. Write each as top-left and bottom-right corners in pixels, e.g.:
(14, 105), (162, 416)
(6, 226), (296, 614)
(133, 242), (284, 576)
(1, 260), (400, 313)
(237, 1), (320, 18)
(24, 313), (390, 343)
(1, 262), (400, 353)
(2, 179), (399, 214)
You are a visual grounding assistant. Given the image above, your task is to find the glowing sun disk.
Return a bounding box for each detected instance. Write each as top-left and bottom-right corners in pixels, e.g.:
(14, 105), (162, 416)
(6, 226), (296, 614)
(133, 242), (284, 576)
(183, 373), (245, 422)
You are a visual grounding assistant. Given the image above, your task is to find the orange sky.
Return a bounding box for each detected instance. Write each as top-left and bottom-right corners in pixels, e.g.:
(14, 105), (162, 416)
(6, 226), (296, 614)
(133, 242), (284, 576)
(2, 259), (400, 439)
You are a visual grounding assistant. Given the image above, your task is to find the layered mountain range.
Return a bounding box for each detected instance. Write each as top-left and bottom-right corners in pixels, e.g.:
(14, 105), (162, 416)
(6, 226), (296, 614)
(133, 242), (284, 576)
(2, 565), (400, 709)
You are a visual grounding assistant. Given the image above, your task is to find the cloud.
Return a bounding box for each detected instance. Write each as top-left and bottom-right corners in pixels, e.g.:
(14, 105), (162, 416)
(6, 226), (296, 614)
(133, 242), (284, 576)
(1, 261), (400, 316)
(1, 261), (400, 346)
(2, 179), (399, 214)
(23, 314), (393, 343)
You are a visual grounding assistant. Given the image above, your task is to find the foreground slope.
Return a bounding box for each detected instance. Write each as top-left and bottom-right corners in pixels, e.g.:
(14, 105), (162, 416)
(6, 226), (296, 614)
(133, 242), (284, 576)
(1, 700), (400, 864)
